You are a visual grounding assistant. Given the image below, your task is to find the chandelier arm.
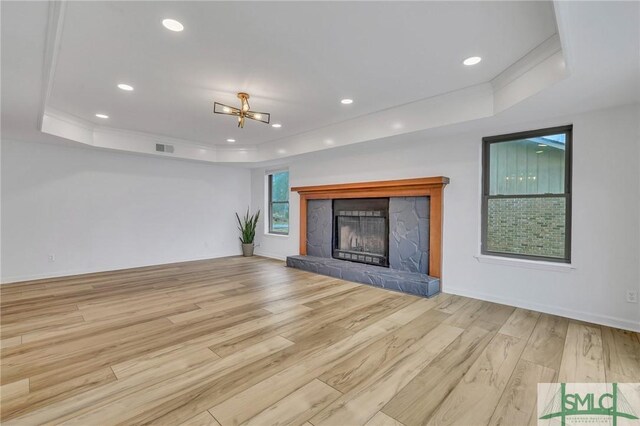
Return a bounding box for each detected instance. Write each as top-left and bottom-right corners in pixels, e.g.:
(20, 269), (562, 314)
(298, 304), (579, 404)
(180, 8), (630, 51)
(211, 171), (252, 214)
(246, 111), (271, 124)
(214, 102), (241, 116)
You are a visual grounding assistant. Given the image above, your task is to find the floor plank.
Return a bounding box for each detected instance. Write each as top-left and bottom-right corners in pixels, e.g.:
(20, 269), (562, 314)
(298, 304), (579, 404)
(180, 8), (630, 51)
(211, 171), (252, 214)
(0, 336), (22, 350)
(601, 325), (640, 382)
(241, 378), (341, 426)
(382, 325), (495, 425)
(208, 316), (405, 425)
(310, 324), (464, 426)
(0, 378), (29, 402)
(426, 333), (528, 426)
(0, 368), (116, 421)
(488, 359), (556, 426)
(318, 309), (449, 393)
(520, 313), (568, 371)
(558, 321), (606, 382)
(499, 308), (540, 339)
(180, 411), (222, 426)
(365, 411), (405, 426)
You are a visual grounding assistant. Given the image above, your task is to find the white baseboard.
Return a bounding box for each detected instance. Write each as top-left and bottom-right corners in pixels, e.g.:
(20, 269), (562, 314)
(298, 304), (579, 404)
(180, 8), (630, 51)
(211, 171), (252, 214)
(444, 286), (640, 332)
(254, 250), (288, 261)
(0, 252), (241, 284)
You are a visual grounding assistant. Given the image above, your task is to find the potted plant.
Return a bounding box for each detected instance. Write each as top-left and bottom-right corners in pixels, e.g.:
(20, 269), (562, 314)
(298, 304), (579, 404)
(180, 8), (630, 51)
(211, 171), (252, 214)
(236, 208), (260, 257)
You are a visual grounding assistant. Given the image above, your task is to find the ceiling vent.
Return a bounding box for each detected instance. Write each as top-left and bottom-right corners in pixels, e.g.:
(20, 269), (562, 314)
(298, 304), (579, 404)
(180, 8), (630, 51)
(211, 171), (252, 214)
(155, 143), (174, 153)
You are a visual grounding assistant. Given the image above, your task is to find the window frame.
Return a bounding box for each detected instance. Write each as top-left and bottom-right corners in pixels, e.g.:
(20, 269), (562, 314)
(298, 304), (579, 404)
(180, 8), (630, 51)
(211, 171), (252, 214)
(267, 170), (289, 236)
(481, 125), (573, 263)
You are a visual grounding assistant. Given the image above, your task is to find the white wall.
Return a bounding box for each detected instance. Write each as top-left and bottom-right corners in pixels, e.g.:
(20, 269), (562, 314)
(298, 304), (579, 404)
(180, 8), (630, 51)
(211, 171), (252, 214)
(1, 139), (251, 282)
(251, 104), (640, 331)
(2, 105), (638, 331)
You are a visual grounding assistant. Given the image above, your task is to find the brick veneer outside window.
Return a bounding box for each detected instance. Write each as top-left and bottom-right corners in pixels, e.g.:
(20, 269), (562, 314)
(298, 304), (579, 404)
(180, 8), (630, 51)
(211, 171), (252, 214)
(481, 125), (572, 263)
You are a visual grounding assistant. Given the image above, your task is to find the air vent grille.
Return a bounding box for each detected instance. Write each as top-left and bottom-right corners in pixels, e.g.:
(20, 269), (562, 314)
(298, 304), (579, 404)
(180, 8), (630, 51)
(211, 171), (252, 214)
(155, 143), (174, 153)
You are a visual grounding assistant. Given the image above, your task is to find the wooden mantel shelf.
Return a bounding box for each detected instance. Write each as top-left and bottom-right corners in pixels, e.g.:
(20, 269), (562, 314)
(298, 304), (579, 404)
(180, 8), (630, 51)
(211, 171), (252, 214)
(291, 177), (450, 279)
(291, 176), (449, 198)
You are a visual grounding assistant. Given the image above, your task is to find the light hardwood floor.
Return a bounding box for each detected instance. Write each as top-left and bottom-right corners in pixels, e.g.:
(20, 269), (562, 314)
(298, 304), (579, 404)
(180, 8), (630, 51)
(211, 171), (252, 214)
(1, 256), (638, 425)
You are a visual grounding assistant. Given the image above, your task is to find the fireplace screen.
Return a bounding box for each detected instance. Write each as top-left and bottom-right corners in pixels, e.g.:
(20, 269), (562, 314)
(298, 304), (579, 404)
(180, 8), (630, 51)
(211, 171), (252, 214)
(333, 198), (389, 267)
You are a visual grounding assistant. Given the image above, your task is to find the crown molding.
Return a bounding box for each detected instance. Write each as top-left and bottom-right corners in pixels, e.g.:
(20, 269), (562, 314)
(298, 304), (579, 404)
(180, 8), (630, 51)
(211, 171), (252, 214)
(552, 1), (575, 76)
(37, 0), (66, 132)
(491, 34), (563, 92)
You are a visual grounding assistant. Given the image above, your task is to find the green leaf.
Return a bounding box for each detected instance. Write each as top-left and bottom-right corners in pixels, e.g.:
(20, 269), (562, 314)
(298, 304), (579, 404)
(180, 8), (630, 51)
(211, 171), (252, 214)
(235, 207), (260, 244)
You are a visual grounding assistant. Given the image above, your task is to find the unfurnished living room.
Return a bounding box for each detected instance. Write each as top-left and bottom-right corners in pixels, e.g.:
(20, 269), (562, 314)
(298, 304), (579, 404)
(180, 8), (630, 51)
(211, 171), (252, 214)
(1, 1), (639, 425)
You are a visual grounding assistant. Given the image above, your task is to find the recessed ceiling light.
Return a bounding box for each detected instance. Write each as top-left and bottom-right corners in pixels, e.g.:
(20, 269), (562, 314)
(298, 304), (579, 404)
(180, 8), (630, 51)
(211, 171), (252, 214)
(162, 19), (184, 32)
(271, 123), (282, 128)
(340, 99), (354, 105)
(324, 139), (335, 146)
(277, 149), (287, 154)
(463, 56), (482, 66)
(117, 83), (134, 91)
(95, 113), (109, 119)
(226, 138), (236, 143)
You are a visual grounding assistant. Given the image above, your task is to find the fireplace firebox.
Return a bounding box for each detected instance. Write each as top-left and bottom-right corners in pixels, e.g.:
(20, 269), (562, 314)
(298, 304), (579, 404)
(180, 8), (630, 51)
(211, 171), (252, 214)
(333, 198), (389, 267)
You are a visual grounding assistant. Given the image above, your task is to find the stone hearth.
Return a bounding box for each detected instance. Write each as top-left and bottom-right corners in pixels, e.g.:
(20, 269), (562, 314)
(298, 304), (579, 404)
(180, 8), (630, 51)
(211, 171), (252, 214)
(286, 255), (440, 297)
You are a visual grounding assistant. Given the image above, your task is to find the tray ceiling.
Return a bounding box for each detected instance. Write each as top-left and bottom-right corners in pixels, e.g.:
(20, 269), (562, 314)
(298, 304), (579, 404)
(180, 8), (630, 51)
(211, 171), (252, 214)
(5, 1), (637, 164)
(47, 2), (556, 147)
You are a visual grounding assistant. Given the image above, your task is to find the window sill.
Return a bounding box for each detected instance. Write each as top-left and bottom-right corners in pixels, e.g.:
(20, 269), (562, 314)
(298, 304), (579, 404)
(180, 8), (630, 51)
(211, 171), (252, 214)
(264, 233), (289, 238)
(474, 254), (575, 272)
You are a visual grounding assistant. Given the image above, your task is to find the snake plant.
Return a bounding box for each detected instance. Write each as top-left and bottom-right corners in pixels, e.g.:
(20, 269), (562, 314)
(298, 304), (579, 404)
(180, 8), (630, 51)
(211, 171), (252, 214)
(236, 208), (260, 244)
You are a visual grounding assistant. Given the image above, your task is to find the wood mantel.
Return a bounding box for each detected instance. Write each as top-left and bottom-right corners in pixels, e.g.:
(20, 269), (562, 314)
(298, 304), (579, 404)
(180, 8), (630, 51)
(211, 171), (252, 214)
(291, 177), (449, 278)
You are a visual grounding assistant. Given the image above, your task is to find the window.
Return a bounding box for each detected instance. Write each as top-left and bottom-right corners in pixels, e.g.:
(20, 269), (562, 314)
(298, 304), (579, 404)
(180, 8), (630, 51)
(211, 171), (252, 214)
(482, 125), (572, 262)
(268, 171), (289, 235)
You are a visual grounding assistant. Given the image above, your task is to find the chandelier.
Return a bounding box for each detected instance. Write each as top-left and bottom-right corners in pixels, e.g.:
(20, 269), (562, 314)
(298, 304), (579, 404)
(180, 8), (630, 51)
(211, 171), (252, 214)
(213, 92), (270, 128)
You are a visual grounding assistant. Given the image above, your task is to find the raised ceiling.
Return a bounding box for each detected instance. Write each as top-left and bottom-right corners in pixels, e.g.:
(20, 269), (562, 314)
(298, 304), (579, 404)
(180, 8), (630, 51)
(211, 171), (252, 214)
(47, 2), (556, 147)
(3, 1), (638, 164)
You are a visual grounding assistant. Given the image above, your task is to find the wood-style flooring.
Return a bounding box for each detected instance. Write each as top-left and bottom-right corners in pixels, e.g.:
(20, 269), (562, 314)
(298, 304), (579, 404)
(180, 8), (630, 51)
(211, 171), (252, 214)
(1, 256), (638, 425)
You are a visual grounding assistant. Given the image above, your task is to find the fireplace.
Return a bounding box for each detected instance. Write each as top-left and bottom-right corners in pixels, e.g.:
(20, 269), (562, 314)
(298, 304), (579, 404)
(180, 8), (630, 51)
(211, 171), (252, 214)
(291, 177), (449, 279)
(333, 198), (389, 267)
(288, 177), (449, 298)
